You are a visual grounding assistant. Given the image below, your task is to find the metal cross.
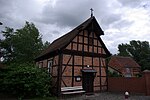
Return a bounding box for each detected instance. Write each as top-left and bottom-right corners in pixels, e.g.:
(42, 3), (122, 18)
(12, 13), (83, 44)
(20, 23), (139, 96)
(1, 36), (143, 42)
(90, 8), (93, 17)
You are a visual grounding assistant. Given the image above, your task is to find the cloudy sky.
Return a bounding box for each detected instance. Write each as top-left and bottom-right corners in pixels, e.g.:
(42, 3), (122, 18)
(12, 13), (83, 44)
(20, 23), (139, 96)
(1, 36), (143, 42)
(0, 0), (150, 54)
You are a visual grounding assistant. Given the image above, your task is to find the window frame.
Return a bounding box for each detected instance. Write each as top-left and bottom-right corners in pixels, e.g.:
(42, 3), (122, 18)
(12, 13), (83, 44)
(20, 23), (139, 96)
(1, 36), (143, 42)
(48, 60), (53, 73)
(125, 68), (132, 77)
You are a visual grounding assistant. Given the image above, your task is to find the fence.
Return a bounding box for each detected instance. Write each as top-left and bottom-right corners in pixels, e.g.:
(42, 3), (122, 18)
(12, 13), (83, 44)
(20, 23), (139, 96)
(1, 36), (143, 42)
(108, 70), (150, 96)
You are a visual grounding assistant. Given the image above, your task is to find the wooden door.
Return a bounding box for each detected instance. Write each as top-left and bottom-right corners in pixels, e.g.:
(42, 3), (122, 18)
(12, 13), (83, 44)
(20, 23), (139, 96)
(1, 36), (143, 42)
(82, 72), (94, 93)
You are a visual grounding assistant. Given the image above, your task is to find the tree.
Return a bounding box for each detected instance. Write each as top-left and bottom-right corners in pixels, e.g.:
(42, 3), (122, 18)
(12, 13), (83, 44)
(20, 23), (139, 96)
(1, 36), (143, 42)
(43, 41), (50, 50)
(117, 40), (150, 71)
(0, 27), (14, 63)
(0, 22), (52, 99)
(12, 22), (43, 63)
(0, 63), (51, 99)
(118, 43), (131, 57)
(0, 22), (45, 64)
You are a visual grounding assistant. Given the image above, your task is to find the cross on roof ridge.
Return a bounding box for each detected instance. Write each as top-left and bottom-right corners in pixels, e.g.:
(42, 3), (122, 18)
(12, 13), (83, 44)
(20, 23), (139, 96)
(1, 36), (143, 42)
(90, 8), (94, 17)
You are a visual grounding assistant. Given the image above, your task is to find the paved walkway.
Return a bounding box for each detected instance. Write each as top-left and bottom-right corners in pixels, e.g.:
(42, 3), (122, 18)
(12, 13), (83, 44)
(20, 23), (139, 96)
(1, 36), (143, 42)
(60, 92), (150, 100)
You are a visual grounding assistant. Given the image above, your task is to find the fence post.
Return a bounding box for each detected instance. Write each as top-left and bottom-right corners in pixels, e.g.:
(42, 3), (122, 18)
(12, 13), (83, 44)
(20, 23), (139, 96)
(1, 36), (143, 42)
(125, 91), (129, 99)
(143, 70), (150, 96)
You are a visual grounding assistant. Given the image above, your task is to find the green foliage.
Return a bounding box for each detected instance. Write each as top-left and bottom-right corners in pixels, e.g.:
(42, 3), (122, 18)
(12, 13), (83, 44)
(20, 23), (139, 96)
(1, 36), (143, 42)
(117, 40), (150, 71)
(30, 97), (57, 100)
(0, 63), (51, 99)
(118, 43), (131, 57)
(108, 70), (122, 77)
(0, 22), (50, 64)
(135, 73), (142, 77)
(0, 20), (52, 99)
(12, 22), (43, 63)
(0, 27), (14, 63)
(43, 41), (51, 50)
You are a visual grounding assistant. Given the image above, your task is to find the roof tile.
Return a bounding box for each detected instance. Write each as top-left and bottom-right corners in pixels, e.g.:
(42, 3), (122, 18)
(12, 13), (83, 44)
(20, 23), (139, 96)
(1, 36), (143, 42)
(108, 56), (140, 70)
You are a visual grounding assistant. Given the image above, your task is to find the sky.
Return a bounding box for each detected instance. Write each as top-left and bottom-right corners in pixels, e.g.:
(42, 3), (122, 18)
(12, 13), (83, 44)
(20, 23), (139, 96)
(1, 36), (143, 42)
(0, 0), (150, 54)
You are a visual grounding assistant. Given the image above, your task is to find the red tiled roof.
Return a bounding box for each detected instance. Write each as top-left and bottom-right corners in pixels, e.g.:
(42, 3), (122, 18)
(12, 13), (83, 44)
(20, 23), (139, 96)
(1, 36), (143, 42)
(108, 56), (140, 70)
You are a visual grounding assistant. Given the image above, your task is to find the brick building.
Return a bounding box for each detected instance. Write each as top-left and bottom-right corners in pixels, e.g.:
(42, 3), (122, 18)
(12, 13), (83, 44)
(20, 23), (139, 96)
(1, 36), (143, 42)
(108, 56), (141, 77)
(35, 16), (111, 95)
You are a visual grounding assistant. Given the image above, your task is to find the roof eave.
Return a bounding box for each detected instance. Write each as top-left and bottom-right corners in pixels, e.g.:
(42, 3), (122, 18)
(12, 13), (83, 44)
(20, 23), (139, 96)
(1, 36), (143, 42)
(35, 49), (60, 61)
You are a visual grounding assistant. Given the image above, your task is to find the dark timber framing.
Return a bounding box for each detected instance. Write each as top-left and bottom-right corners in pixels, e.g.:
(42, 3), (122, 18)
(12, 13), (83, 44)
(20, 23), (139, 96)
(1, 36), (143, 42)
(72, 54), (74, 87)
(57, 52), (63, 96)
(82, 30), (85, 69)
(35, 16), (111, 96)
(99, 57), (102, 91)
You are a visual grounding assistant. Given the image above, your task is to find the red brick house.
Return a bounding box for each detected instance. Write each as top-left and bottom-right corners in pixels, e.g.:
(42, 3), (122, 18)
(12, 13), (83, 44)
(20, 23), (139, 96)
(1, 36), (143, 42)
(35, 16), (111, 95)
(108, 56), (141, 77)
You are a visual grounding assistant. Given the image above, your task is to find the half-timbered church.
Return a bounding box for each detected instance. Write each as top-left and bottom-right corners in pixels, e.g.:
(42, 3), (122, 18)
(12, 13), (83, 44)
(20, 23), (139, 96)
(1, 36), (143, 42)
(35, 14), (111, 96)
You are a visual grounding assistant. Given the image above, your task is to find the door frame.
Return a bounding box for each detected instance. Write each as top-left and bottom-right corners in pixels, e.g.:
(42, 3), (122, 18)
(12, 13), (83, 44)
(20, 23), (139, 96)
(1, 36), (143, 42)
(81, 69), (97, 93)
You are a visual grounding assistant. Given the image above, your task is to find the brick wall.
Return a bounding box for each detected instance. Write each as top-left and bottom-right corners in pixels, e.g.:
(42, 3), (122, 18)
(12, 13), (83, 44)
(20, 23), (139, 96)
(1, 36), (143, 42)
(143, 70), (150, 95)
(108, 71), (150, 95)
(61, 53), (107, 92)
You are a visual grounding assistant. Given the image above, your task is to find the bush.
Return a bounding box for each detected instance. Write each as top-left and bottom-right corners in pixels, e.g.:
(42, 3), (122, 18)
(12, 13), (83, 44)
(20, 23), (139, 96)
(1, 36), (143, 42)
(0, 63), (51, 99)
(108, 70), (122, 77)
(135, 73), (142, 77)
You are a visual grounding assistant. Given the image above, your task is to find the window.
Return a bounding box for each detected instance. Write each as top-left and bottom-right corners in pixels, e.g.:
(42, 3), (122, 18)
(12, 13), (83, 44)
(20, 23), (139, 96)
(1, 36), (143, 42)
(126, 68), (130, 73)
(48, 60), (53, 73)
(38, 62), (43, 68)
(125, 68), (131, 77)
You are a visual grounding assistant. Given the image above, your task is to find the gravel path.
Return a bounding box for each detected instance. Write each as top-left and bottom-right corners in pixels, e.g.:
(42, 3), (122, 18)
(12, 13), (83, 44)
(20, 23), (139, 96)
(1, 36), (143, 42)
(60, 92), (150, 100)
